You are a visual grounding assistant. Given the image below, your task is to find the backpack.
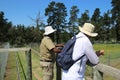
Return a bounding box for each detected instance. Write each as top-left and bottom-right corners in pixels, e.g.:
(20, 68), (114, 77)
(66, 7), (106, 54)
(56, 35), (85, 70)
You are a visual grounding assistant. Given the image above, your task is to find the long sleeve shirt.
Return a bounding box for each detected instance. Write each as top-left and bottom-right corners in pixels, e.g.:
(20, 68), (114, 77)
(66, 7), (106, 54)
(62, 32), (99, 80)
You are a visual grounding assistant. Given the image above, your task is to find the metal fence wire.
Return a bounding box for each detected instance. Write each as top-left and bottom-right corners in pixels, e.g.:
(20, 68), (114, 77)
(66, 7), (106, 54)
(0, 43), (9, 80)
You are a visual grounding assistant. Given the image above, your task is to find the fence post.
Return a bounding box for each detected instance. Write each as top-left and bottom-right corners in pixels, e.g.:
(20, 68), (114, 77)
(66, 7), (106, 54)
(25, 49), (32, 80)
(93, 68), (103, 80)
(56, 27), (61, 80)
(56, 64), (61, 80)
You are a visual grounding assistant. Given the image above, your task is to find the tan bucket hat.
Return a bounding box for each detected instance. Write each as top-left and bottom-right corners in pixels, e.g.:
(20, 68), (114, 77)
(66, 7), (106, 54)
(44, 26), (56, 35)
(79, 23), (98, 37)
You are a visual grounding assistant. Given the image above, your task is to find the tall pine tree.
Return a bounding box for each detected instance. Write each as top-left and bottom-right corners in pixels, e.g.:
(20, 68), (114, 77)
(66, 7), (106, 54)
(111, 0), (120, 41)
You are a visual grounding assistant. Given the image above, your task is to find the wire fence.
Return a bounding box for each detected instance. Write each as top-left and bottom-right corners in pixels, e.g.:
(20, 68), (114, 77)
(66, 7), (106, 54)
(15, 52), (27, 80)
(0, 43), (31, 80)
(0, 42), (9, 80)
(0, 42), (120, 80)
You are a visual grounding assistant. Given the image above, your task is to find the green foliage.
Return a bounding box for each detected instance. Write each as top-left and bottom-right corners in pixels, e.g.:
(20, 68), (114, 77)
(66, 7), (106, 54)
(45, 1), (67, 43)
(0, 11), (12, 42)
(67, 6), (79, 36)
(91, 8), (103, 41)
(1, 0), (120, 44)
(45, 1), (67, 27)
(79, 10), (90, 25)
(111, 0), (120, 41)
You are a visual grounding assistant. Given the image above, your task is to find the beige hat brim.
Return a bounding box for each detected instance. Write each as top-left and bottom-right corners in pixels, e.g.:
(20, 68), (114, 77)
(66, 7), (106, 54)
(79, 26), (98, 37)
(44, 29), (56, 35)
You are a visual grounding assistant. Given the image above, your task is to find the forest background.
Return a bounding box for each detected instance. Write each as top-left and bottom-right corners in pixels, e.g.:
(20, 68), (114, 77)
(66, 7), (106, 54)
(0, 0), (120, 46)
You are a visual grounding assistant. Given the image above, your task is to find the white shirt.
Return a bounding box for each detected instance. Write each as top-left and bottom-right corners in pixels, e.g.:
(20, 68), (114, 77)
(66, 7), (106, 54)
(62, 32), (99, 80)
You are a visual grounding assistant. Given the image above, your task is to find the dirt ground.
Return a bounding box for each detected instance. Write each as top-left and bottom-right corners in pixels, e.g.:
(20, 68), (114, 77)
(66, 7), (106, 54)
(4, 53), (17, 80)
(4, 52), (42, 80)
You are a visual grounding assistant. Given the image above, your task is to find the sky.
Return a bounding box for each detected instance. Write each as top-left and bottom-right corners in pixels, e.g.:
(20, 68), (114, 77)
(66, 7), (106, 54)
(0, 0), (112, 26)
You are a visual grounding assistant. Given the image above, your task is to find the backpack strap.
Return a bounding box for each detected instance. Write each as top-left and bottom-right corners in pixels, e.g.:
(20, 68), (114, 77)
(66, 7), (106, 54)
(74, 54), (85, 63)
(72, 35), (82, 40)
(73, 35), (85, 62)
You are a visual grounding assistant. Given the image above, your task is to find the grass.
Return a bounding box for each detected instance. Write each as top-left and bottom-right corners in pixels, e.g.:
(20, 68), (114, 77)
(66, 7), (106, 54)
(31, 50), (43, 80)
(4, 50), (41, 80)
(18, 50), (42, 80)
(86, 44), (120, 80)
(31, 44), (120, 80)
(4, 44), (120, 80)
(93, 44), (120, 65)
(4, 52), (17, 80)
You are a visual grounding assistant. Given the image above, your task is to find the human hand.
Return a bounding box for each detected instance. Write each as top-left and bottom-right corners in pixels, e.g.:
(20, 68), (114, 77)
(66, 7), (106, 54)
(56, 44), (64, 47)
(99, 50), (104, 55)
(96, 50), (104, 57)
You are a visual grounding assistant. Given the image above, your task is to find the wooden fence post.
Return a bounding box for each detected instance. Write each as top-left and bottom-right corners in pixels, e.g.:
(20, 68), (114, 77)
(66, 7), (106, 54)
(56, 28), (61, 80)
(56, 53), (61, 80)
(56, 65), (61, 80)
(93, 68), (103, 80)
(93, 63), (120, 80)
(25, 49), (32, 80)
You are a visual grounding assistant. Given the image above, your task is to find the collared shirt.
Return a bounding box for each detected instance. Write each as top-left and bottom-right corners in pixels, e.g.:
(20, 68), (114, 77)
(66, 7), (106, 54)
(40, 36), (55, 61)
(62, 32), (99, 80)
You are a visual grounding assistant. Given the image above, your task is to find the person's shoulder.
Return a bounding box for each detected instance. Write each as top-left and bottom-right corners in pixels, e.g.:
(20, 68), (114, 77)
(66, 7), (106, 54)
(76, 32), (86, 40)
(76, 32), (85, 37)
(43, 36), (50, 40)
(43, 36), (53, 43)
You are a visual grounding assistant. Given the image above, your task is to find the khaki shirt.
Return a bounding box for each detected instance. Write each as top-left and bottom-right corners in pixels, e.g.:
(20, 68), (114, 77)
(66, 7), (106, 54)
(40, 36), (55, 61)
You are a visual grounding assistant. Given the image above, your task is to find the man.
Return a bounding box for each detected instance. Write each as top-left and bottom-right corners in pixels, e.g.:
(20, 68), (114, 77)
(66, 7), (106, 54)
(62, 23), (104, 80)
(40, 26), (63, 80)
